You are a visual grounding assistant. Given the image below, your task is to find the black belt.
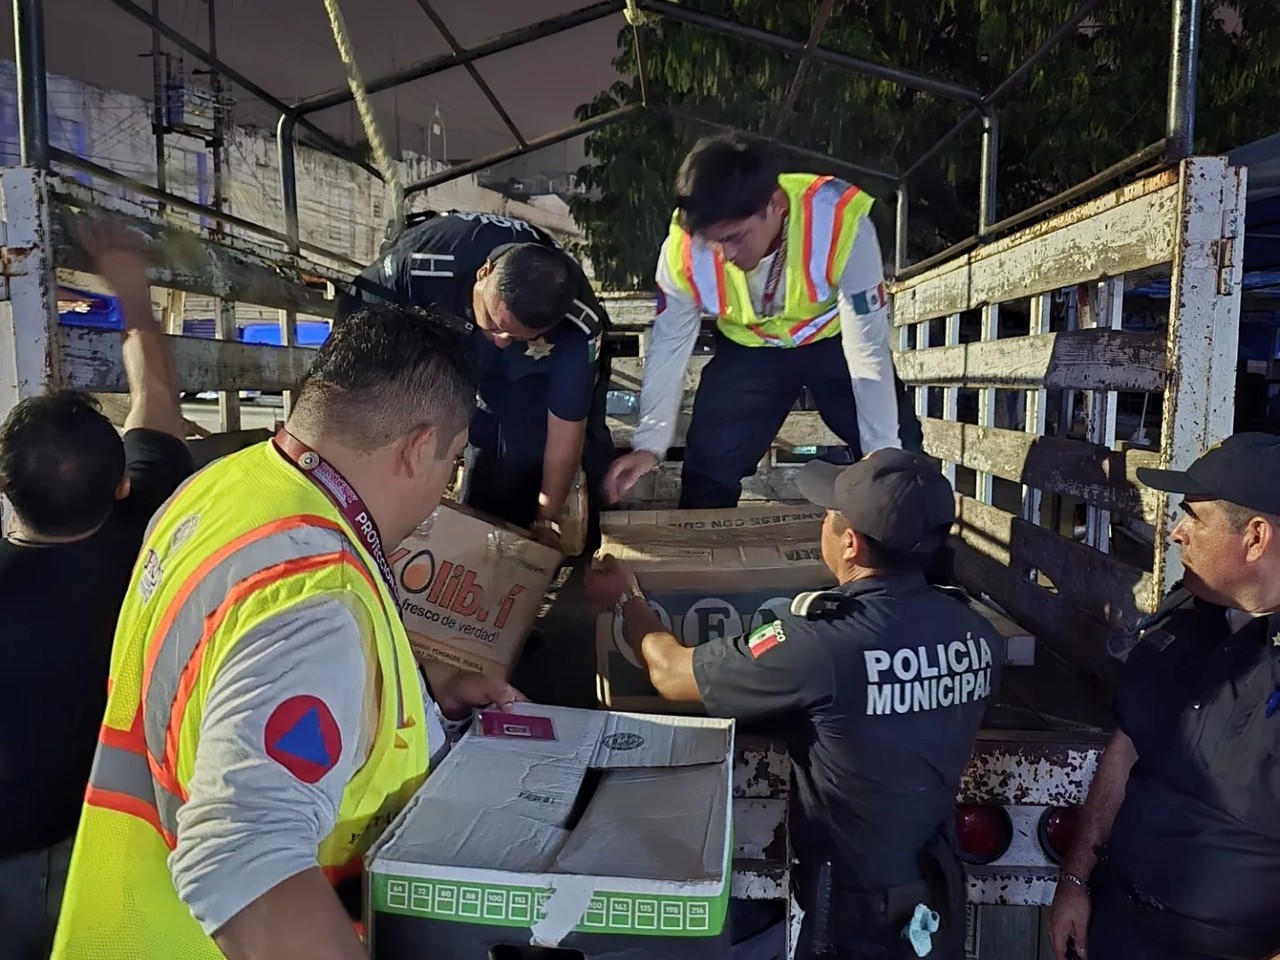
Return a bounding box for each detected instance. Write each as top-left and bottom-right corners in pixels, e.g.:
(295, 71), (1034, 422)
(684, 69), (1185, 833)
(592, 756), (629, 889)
(1101, 867), (1280, 960)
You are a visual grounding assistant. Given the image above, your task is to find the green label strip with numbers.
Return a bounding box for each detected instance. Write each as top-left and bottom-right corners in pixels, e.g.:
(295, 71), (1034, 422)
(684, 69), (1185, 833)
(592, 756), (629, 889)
(373, 874), (728, 937)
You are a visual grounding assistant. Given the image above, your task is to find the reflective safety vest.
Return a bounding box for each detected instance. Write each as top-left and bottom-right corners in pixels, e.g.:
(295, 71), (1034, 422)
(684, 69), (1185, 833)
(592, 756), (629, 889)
(51, 442), (429, 959)
(664, 173), (875, 348)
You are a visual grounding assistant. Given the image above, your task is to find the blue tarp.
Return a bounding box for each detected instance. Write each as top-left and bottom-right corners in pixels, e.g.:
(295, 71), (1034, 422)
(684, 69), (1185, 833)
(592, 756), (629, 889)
(57, 287), (124, 329)
(240, 321), (331, 347)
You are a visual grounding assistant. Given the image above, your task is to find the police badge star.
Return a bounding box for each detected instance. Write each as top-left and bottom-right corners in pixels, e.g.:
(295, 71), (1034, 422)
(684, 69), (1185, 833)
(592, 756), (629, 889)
(525, 336), (554, 360)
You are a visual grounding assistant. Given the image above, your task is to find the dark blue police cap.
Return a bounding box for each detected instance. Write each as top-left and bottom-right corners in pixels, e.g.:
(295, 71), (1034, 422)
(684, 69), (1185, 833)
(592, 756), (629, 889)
(1135, 432), (1280, 515)
(797, 449), (956, 555)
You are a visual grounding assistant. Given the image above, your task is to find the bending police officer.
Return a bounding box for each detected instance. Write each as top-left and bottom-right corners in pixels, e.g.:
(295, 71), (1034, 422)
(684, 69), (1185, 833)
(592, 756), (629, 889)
(587, 450), (1002, 958)
(346, 210), (615, 550)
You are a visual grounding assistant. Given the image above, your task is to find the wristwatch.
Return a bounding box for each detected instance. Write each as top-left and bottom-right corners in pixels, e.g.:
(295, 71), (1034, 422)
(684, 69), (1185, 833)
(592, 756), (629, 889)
(530, 517), (562, 538)
(614, 582), (646, 620)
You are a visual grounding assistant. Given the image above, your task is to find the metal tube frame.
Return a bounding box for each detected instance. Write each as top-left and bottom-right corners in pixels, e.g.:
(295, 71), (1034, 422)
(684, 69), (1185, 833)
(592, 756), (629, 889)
(413, 0), (527, 148)
(1166, 0), (1201, 160)
(10, 0), (1203, 279)
(14, 0), (50, 168)
(771, 0), (837, 139)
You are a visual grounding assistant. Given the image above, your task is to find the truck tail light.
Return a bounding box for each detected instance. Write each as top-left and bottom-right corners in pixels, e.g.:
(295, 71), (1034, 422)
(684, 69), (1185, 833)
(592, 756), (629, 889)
(1038, 806), (1081, 865)
(955, 804), (1013, 865)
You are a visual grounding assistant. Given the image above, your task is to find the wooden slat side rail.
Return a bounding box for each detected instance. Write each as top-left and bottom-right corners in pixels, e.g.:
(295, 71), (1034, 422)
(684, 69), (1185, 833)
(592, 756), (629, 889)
(894, 329), (1167, 392)
(922, 419), (1162, 524)
(953, 495), (1156, 629)
(889, 170), (1181, 326)
(950, 542), (1119, 697)
(608, 410), (843, 452)
(47, 188), (340, 317)
(60, 327), (317, 394)
(608, 355), (709, 400)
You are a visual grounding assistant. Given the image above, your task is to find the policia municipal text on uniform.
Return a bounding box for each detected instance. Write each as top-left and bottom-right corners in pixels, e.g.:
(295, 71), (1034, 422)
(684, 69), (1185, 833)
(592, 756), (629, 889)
(588, 450), (1003, 960)
(52, 305), (523, 960)
(606, 135), (922, 509)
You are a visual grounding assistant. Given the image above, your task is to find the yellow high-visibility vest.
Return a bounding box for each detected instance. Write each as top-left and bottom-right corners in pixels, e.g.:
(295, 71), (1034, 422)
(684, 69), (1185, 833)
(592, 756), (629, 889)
(664, 173), (875, 348)
(52, 442), (429, 959)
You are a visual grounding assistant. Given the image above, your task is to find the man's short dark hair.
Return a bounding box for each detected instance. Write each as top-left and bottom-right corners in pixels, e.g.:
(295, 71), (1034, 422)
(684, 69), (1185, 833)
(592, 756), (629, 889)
(831, 510), (936, 573)
(490, 244), (575, 333)
(0, 391), (125, 537)
(674, 135), (781, 234)
(294, 302), (477, 455)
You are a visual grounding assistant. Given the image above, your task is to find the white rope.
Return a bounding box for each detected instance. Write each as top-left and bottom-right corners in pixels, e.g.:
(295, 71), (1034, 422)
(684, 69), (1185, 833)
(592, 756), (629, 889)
(321, 0), (406, 244)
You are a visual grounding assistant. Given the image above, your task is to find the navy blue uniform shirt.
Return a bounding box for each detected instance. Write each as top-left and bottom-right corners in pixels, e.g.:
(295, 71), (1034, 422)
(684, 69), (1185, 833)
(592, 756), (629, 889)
(351, 211), (607, 424)
(691, 573), (1003, 890)
(1109, 593), (1280, 931)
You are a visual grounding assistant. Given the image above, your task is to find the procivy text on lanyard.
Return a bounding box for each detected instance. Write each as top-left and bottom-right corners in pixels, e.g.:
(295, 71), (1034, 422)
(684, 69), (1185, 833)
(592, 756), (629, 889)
(272, 429), (400, 601)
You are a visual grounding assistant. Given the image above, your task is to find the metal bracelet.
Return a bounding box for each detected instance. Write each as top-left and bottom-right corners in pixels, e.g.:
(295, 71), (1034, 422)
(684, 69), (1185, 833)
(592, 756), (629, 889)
(614, 584), (645, 620)
(1059, 871), (1090, 894)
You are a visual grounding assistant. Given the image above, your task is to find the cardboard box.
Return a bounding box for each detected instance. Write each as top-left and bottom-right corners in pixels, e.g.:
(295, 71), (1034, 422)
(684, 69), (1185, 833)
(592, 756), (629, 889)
(366, 704), (736, 960)
(595, 505), (836, 713)
(388, 502), (561, 679)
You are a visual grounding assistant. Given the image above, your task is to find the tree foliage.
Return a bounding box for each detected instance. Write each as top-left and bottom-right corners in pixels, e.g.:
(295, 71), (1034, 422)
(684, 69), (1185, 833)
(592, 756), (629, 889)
(570, 0), (1280, 291)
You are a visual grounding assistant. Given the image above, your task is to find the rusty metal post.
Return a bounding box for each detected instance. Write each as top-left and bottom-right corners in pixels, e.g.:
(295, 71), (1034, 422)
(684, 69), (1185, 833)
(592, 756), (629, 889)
(894, 182), (909, 277)
(150, 0), (167, 199)
(13, 0), (51, 168)
(276, 113), (302, 256)
(978, 106), (999, 235)
(1166, 0), (1202, 160)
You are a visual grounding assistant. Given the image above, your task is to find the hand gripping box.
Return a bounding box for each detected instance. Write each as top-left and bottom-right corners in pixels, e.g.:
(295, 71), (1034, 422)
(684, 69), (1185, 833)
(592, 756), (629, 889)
(366, 704), (735, 960)
(389, 503), (561, 680)
(595, 505), (837, 713)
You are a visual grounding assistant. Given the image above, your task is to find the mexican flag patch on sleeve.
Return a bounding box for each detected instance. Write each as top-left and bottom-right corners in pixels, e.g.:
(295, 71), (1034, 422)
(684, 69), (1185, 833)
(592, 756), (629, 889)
(747, 621), (787, 659)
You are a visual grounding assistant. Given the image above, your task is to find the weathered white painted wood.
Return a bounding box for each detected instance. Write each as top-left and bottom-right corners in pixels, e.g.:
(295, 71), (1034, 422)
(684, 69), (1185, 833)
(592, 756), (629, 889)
(609, 409), (841, 452)
(921, 418), (1161, 525)
(977, 305), (998, 503)
(953, 494), (1156, 627)
(890, 169), (1181, 326)
(47, 178), (341, 315)
(1022, 295), (1050, 525)
(1153, 157), (1248, 595)
(59, 327), (317, 394)
(893, 328), (1167, 392)
(0, 169), (61, 415)
(215, 297), (241, 432)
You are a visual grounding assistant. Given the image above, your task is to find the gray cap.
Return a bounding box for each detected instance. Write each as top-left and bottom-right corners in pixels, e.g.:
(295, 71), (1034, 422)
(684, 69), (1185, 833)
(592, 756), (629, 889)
(796, 449), (956, 554)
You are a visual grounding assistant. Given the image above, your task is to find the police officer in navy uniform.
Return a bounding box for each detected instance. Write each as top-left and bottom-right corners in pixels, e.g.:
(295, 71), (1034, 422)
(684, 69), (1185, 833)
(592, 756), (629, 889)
(344, 211), (614, 548)
(586, 449), (1004, 959)
(1049, 433), (1280, 960)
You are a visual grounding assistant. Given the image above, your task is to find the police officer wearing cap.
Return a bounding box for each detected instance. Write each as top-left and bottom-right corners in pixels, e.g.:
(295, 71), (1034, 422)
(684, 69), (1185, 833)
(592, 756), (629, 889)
(1048, 432), (1280, 960)
(586, 450), (1004, 959)
(343, 211), (615, 549)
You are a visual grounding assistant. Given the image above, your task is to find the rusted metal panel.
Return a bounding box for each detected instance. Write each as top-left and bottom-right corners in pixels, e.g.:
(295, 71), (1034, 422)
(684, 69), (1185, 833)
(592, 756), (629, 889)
(730, 739), (792, 904)
(0, 168), (61, 410)
(890, 171), (1181, 327)
(59, 326), (316, 394)
(893, 328), (1167, 393)
(1154, 157), (1247, 596)
(960, 742), (1102, 807)
(921, 419), (1162, 525)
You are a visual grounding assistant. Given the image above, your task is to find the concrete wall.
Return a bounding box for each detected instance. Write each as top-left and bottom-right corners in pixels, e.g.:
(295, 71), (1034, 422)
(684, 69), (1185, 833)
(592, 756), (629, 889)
(0, 59), (585, 324)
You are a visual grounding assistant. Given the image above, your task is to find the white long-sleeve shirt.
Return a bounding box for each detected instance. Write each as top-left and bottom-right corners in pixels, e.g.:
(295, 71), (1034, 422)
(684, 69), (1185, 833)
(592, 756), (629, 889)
(633, 215), (901, 457)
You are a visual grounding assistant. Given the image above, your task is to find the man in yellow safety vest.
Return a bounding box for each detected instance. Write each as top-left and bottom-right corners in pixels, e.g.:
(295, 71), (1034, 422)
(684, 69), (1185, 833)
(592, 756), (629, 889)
(52, 302), (524, 960)
(605, 134), (922, 509)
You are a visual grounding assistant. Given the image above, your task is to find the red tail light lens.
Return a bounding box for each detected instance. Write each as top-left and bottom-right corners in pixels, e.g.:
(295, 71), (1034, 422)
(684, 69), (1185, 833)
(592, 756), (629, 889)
(1038, 806), (1081, 865)
(955, 804), (1013, 865)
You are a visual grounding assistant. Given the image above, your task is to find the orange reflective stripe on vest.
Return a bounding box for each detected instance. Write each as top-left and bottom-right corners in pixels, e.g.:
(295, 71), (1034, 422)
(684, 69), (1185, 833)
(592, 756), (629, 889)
(86, 708), (180, 849)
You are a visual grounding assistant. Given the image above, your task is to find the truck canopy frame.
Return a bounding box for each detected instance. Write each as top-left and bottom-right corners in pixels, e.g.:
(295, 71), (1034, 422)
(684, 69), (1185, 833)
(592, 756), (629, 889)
(13, 0), (1205, 277)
